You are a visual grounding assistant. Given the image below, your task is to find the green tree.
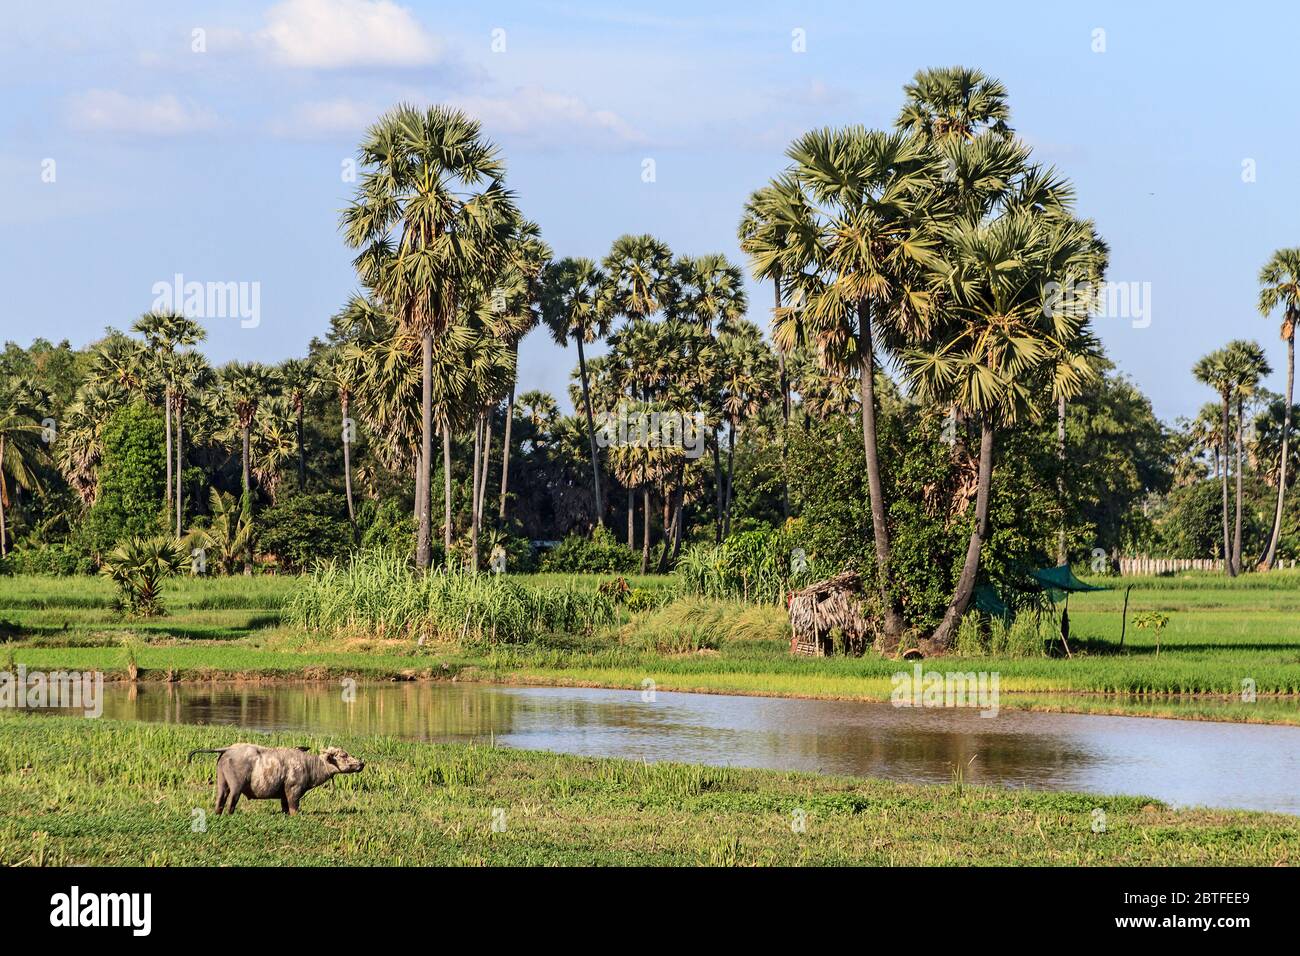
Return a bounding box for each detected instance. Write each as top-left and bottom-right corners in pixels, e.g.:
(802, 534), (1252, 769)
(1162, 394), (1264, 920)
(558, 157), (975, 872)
(542, 257), (612, 527)
(83, 402), (166, 556)
(342, 104), (518, 569)
(219, 362), (279, 573)
(1257, 248), (1300, 568)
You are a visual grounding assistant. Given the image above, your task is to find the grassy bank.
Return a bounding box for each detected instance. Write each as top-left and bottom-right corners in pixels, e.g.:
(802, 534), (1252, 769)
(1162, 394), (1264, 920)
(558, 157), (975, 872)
(2, 715), (1296, 866)
(3, 571), (1299, 724)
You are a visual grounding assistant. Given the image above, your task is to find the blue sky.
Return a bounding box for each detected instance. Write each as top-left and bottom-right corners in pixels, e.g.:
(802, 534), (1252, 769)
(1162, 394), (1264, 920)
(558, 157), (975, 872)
(2, 0), (1298, 423)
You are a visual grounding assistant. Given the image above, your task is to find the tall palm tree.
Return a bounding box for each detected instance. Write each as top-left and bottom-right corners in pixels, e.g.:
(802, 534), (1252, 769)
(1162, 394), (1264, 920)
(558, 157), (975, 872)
(219, 362), (279, 574)
(715, 320), (777, 537)
(1044, 221), (1108, 564)
(133, 312), (205, 532)
(279, 358), (313, 492)
(542, 257), (612, 527)
(0, 381), (49, 557)
(1251, 399), (1300, 504)
(495, 221), (550, 526)
(172, 350), (211, 538)
(57, 379), (127, 505)
(312, 346), (366, 540)
(1193, 348), (1237, 575)
(342, 104), (519, 569)
(907, 211), (1099, 651)
(770, 126), (942, 644)
(739, 181), (807, 519)
(602, 234), (674, 325)
(895, 66), (1012, 143)
(1223, 340), (1270, 573)
(1257, 248), (1300, 569)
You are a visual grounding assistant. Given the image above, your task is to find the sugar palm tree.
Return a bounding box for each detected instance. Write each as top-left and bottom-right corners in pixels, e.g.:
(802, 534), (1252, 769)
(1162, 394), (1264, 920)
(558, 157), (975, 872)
(279, 357), (314, 492)
(171, 350), (212, 538)
(495, 221), (550, 526)
(770, 126), (942, 643)
(342, 104), (519, 569)
(311, 345), (366, 539)
(219, 362), (279, 574)
(134, 312), (205, 532)
(1256, 248), (1300, 569)
(1223, 340), (1270, 573)
(715, 320), (778, 537)
(907, 210), (1099, 651)
(739, 180), (808, 518)
(542, 257), (612, 527)
(602, 234), (674, 325)
(0, 380), (50, 557)
(895, 66), (1012, 143)
(1251, 399), (1300, 496)
(57, 379), (127, 505)
(1193, 348), (1237, 575)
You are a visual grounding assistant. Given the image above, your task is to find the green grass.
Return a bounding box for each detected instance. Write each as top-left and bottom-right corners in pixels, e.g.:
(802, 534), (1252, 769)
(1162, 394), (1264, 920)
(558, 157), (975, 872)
(2, 715), (1295, 866)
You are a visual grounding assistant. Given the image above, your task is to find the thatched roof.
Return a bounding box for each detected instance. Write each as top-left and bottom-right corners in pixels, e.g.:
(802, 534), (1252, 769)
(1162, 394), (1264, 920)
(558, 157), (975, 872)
(788, 571), (875, 656)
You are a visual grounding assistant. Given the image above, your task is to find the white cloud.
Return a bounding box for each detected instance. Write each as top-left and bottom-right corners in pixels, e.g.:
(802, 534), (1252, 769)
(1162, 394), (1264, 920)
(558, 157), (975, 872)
(270, 98), (378, 138)
(450, 86), (647, 148)
(66, 90), (218, 135)
(258, 0), (439, 69)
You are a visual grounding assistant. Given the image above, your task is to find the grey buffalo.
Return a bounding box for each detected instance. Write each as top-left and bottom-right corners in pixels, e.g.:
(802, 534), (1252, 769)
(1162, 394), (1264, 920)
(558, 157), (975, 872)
(188, 744), (365, 815)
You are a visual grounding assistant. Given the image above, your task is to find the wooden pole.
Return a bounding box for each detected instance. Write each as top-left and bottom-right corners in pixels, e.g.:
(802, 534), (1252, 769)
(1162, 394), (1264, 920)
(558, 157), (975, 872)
(1119, 585), (1133, 653)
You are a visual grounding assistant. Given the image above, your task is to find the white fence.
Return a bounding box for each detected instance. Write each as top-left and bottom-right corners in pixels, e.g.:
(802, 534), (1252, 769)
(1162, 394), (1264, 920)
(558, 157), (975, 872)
(1116, 556), (1297, 576)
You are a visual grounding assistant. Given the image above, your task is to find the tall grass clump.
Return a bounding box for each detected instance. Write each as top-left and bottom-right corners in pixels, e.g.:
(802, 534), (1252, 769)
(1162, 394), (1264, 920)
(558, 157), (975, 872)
(676, 526), (812, 605)
(286, 550), (617, 644)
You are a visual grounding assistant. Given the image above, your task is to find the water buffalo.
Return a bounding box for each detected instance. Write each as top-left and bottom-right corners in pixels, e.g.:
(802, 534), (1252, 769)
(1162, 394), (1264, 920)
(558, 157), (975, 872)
(188, 743), (365, 815)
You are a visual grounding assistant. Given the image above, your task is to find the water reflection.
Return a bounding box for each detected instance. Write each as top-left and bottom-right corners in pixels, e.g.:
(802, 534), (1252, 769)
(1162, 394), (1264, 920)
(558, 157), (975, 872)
(84, 682), (1300, 814)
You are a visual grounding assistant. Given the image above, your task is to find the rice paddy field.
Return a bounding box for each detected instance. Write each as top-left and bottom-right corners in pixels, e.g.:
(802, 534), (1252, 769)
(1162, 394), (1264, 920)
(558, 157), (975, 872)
(3, 715), (1296, 866)
(2, 569), (1298, 723)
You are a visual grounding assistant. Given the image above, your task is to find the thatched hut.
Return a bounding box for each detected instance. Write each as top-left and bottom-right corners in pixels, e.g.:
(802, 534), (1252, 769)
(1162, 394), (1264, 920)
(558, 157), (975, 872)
(788, 571), (875, 656)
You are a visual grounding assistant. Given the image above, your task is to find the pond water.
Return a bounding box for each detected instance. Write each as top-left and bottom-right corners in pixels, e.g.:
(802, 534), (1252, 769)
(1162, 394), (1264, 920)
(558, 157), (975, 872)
(77, 682), (1300, 814)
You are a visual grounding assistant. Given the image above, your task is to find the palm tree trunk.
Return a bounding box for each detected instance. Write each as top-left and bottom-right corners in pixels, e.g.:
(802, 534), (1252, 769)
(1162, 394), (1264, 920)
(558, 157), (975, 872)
(241, 425), (252, 576)
(0, 435), (7, 557)
(712, 433), (724, 543)
(929, 419), (995, 651)
(1056, 394), (1067, 565)
(723, 416), (737, 538)
(498, 382), (515, 525)
(576, 337), (604, 528)
(341, 394), (356, 543)
(1260, 329), (1294, 569)
(175, 398), (184, 539)
(640, 487), (651, 574)
(416, 333), (434, 569)
(296, 402), (306, 490)
(775, 278), (790, 521)
(442, 423), (453, 565)
(479, 408), (493, 528)
(470, 414), (482, 572)
(627, 486), (635, 548)
(164, 388), (173, 530)
(1233, 396), (1245, 574)
(1220, 395), (1234, 576)
(856, 302), (904, 643)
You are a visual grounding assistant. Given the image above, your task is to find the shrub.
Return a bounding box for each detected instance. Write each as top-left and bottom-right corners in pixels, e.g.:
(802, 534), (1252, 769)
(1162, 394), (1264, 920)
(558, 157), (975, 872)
(357, 498), (415, 555)
(98, 535), (184, 617)
(259, 493), (353, 573)
(539, 527), (638, 574)
(4, 543), (91, 576)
